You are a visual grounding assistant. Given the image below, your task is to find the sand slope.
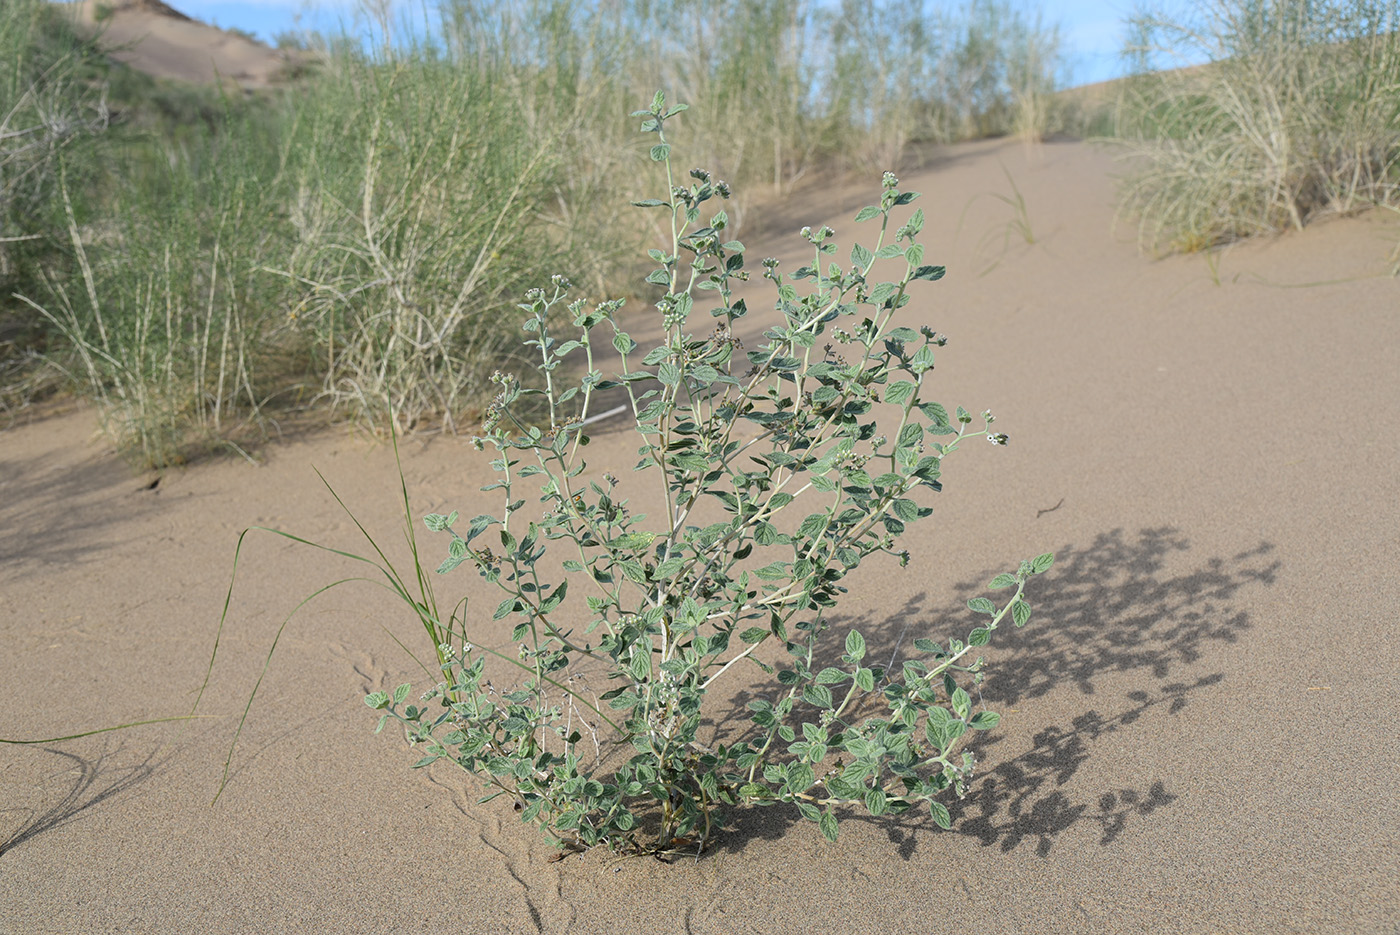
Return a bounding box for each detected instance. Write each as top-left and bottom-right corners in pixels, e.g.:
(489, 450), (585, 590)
(58, 0), (305, 90)
(2, 138), (1399, 934)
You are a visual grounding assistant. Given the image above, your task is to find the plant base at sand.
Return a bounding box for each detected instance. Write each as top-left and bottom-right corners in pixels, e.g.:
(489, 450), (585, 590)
(362, 94), (1052, 854)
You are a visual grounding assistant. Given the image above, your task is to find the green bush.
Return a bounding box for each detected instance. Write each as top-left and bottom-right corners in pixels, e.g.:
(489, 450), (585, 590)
(1111, 0), (1400, 252)
(339, 96), (1052, 854)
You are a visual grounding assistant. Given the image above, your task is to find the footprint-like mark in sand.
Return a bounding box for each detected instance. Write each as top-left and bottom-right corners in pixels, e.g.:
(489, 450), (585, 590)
(330, 640), (574, 931)
(423, 770), (576, 934)
(326, 641), (387, 695)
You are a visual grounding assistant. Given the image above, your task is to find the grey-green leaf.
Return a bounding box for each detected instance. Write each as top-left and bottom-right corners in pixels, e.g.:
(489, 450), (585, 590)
(952, 686), (971, 720)
(845, 629), (866, 661)
(855, 667), (875, 692)
(885, 381), (916, 406)
(803, 684), (834, 709)
(969, 710), (1001, 730)
(819, 809), (839, 842)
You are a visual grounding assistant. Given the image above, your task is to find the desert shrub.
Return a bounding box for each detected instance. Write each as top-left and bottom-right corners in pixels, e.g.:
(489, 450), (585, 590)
(19, 104), (292, 466)
(0, 0), (111, 406)
(331, 96), (1051, 854)
(13, 31), (605, 458)
(435, 0), (1069, 196)
(2, 2), (294, 448)
(1111, 0), (1400, 252)
(267, 43), (580, 435)
(0, 0), (107, 254)
(922, 0), (1068, 143)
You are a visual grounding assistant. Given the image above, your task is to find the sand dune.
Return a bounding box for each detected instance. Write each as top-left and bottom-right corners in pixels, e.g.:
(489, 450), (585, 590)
(58, 0), (306, 90)
(2, 135), (1399, 933)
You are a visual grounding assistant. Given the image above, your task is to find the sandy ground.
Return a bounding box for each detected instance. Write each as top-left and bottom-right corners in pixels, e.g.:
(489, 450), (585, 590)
(3, 136), (1399, 934)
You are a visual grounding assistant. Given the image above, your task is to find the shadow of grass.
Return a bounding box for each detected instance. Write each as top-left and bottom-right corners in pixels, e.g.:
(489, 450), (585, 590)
(0, 741), (166, 856)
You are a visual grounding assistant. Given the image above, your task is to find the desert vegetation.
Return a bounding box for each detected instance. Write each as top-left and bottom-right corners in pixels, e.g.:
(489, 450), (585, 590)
(214, 94), (1055, 853)
(8, 0), (1400, 467)
(2, 0), (1069, 467)
(1110, 0), (1400, 252)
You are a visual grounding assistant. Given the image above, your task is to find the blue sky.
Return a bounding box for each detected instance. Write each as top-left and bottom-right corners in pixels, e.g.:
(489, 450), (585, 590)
(1048, 0), (1139, 85)
(142, 0), (1140, 87)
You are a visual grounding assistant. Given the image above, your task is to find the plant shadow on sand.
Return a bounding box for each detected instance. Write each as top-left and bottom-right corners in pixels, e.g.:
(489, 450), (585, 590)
(0, 444), (165, 577)
(705, 527), (1280, 859)
(0, 741), (166, 857)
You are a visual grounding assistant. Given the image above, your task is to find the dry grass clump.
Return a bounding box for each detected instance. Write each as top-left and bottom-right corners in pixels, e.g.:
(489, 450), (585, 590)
(1, 0), (112, 413)
(265, 51), (582, 436)
(442, 0), (1071, 193)
(1110, 0), (1400, 253)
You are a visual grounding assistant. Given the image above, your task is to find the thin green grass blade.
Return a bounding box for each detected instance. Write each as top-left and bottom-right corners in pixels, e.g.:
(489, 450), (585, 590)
(0, 715), (219, 745)
(213, 575), (369, 803)
(378, 623), (435, 681)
